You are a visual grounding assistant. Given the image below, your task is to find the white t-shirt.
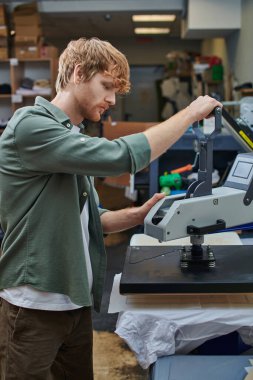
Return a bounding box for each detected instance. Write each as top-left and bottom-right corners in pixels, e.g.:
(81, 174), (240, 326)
(0, 125), (93, 310)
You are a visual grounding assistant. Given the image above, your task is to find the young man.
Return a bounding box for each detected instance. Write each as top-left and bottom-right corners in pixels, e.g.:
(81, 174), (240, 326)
(0, 37), (222, 379)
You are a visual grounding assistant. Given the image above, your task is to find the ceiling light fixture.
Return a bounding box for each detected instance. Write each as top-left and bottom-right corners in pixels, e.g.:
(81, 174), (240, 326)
(134, 27), (170, 35)
(132, 15), (176, 22)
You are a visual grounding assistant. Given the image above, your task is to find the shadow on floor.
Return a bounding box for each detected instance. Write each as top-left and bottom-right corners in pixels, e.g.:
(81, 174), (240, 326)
(92, 234), (131, 331)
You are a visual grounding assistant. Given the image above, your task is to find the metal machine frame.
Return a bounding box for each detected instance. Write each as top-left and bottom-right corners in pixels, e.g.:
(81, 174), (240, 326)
(120, 108), (253, 294)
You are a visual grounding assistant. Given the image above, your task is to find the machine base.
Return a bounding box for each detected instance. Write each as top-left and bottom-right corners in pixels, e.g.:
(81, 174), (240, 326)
(120, 245), (253, 294)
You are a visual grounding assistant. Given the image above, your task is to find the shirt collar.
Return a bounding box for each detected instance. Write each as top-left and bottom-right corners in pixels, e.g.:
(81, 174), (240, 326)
(34, 96), (84, 131)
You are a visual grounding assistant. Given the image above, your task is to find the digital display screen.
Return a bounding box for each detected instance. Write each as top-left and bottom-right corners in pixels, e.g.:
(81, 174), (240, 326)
(233, 161), (253, 179)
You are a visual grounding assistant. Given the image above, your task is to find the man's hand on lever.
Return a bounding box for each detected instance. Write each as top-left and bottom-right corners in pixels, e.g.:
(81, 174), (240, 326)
(143, 95), (223, 162)
(187, 95), (223, 121)
(101, 193), (165, 234)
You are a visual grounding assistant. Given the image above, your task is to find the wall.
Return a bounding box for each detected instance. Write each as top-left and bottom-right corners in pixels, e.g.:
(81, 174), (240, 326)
(106, 37), (201, 121)
(55, 37), (201, 66)
(200, 0), (253, 100)
(183, 0), (241, 39)
(201, 38), (231, 99)
(226, 0), (253, 85)
(109, 37), (201, 65)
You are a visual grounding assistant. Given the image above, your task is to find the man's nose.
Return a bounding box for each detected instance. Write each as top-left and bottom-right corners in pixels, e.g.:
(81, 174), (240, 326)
(105, 92), (116, 106)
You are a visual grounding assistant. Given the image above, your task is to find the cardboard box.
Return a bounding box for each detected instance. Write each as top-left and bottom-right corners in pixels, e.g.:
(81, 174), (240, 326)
(13, 1), (38, 16)
(0, 37), (7, 47)
(13, 2), (41, 26)
(0, 25), (7, 37)
(13, 14), (41, 26)
(0, 47), (8, 59)
(40, 45), (59, 58)
(0, 4), (6, 25)
(15, 35), (40, 45)
(102, 121), (156, 140)
(15, 25), (42, 37)
(15, 44), (40, 59)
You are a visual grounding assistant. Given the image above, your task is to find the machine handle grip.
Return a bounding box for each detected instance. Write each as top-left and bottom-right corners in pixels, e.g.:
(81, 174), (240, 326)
(187, 219), (226, 235)
(208, 106), (222, 118)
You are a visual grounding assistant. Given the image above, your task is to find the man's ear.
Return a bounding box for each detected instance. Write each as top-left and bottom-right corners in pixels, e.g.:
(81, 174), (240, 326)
(73, 64), (83, 85)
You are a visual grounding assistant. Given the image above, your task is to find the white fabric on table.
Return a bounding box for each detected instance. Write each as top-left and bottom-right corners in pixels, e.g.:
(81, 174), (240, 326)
(110, 273), (253, 369)
(109, 232), (253, 369)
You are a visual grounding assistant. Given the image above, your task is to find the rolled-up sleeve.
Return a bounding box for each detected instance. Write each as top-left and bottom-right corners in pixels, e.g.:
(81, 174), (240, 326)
(14, 115), (151, 177)
(120, 133), (151, 174)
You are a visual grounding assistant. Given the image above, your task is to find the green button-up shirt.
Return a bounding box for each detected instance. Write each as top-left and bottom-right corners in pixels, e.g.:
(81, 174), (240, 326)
(0, 96), (150, 311)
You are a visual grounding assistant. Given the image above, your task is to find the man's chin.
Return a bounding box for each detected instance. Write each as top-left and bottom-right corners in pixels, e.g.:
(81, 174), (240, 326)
(90, 115), (101, 122)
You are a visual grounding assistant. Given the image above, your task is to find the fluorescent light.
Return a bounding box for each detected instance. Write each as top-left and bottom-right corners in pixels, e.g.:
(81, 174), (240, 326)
(134, 27), (170, 35)
(132, 14), (176, 22)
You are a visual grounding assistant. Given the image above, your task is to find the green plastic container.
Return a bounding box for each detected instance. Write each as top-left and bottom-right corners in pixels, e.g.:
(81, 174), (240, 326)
(159, 173), (182, 190)
(212, 64), (223, 81)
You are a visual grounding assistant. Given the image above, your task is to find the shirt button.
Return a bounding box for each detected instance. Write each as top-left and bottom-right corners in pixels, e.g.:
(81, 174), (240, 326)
(83, 192), (87, 197)
(66, 123), (71, 128)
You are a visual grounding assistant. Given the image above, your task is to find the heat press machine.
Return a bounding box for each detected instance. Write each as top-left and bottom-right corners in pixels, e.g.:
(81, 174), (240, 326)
(120, 107), (253, 295)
